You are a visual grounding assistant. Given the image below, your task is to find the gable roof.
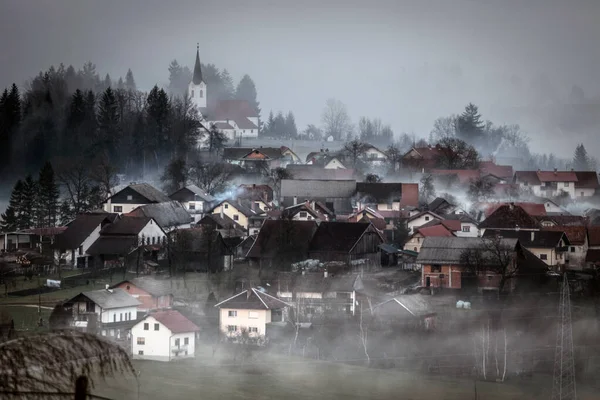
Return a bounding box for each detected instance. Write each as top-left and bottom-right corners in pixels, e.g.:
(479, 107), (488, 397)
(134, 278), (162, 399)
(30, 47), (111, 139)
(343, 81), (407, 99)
(484, 202), (547, 218)
(86, 236), (139, 256)
(283, 202), (328, 221)
(514, 171), (540, 185)
(170, 185), (215, 202)
(238, 184), (274, 202)
(416, 237), (518, 265)
(215, 199), (257, 218)
(415, 224), (455, 238)
(128, 201), (192, 229)
(430, 169), (481, 185)
(479, 161), (513, 179)
(286, 165), (355, 180)
(407, 210), (444, 223)
(482, 229), (568, 248)
(536, 171), (578, 182)
(542, 226), (587, 245)
(246, 220), (318, 259)
(215, 288), (289, 310)
(147, 310), (200, 333)
(372, 295), (435, 318)
(73, 288), (141, 309)
(573, 171), (600, 189)
(213, 121), (234, 130)
(479, 204), (540, 230)
(404, 146), (442, 160)
(281, 179), (357, 198)
(213, 99), (258, 119)
(100, 216), (153, 235)
(428, 197), (454, 213)
(308, 222), (380, 253)
(197, 213), (243, 231)
(535, 215), (588, 226)
(114, 277), (174, 297)
(54, 213), (113, 250)
(111, 183), (170, 203)
(223, 147), (282, 160)
(588, 227), (600, 247)
(356, 183), (403, 203)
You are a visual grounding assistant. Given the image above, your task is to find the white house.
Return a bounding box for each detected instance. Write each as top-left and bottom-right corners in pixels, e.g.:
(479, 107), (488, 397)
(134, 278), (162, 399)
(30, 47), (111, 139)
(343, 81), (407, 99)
(169, 185), (215, 217)
(131, 310), (200, 362)
(103, 183), (170, 215)
(215, 288), (289, 339)
(362, 145), (388, 166)
(513, 170), (599, 199)
(324, 157), (346, 169)
(407, 211), (444, 234)
(65, 287), (141, 340)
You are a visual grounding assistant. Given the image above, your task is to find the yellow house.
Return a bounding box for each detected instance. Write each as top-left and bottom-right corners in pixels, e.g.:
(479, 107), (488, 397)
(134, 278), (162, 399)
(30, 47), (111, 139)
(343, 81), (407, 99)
(212, 199), (257, 231)
(215, 288), (289, 339)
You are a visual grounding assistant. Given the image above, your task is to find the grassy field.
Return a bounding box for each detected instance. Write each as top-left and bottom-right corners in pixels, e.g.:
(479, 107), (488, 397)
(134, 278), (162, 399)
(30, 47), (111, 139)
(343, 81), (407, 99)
(92, 346), (600, 400)
(1, 305), (52, 332)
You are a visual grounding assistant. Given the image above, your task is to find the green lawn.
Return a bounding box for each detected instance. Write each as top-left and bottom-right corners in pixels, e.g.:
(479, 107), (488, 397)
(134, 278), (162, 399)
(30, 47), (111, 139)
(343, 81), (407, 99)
(1, 305), (52, 332)
(0, 283), (108, 306)
(92, 346), (600, 400)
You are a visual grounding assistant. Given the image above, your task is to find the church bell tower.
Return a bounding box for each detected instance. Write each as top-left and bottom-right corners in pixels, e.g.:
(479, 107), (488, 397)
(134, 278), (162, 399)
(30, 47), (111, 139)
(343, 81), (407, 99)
(188, 44), (207, 111)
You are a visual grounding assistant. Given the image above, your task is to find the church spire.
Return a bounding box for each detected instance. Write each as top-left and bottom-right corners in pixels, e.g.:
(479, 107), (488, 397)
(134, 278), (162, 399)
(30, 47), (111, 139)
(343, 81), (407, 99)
(192, 43), (203, 85)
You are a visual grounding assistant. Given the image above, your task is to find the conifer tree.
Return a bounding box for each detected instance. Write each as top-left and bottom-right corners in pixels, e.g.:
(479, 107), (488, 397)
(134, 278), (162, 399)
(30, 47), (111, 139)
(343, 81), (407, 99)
(117, 77), (125, 90)
(125, 69), (136, 91)
(97, 87), (120, 160)
(36, 162), (60, 227)
(456, 103), (484, 143)
(1, 180), (24, 232)
(264, 110), (275, 137)
(573, 143), (591, 170)
(235, 74), (260, 115)
(19, 175), (36, 230)
(220, 69), (235, 100)
(285, 111), (298, 138)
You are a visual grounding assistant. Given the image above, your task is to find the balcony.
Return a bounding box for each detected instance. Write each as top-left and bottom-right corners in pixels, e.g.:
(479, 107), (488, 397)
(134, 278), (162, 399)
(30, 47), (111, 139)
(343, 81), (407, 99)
(171, 345), (188, 353)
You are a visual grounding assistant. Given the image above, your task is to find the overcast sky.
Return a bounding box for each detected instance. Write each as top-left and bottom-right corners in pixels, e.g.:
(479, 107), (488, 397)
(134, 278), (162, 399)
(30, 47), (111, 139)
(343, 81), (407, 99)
(1, 0), (599, 152)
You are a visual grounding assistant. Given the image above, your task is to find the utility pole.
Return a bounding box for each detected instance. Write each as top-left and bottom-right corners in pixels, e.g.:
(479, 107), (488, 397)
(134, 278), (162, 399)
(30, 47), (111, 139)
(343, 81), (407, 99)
(551, 275), (577, 400)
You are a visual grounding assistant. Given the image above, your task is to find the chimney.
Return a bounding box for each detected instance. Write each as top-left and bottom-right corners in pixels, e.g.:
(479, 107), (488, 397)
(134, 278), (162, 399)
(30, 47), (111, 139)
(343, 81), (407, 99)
(531, 231), (535, 242)
(554, 168), (558, 175)
(324, 270), (328, 278)
(293, 196), (298, 205)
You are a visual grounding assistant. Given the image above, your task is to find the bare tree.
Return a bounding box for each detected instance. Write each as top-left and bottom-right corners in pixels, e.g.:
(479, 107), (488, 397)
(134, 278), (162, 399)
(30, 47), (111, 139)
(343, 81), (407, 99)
(321, 98), (351, 140)
(189, 160), (233, 195)
(460, 236), (517, 294)
(0, 330), (134, 396)
(467, 177), (495, 203)
(90, 153), (119, 199)
(436, 137), (479, 169)
(429, 115), (457, 143)
(203, 122), (228, 154)
(343, 139), (368, 169)
(385, 144), (402, 173)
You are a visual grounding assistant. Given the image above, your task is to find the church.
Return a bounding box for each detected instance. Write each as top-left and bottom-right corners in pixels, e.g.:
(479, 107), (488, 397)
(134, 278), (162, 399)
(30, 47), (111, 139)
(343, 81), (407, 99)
(188, 46), (259, 142)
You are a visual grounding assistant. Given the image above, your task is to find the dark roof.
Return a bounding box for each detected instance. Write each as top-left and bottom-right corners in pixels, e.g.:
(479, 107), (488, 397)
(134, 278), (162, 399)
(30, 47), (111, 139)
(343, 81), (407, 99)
(356, 183), (403, 203)
(535, 215), (588, 226)
(246, 220), (318, 259)
(213, 121), (234, 130)
(479, 161), (513, 179)
(216, 199), (256, 218)
(215, 288), (289, 310)
(197, 213), (242, 230)
(308, 222), (377, 253)
(286, 165), (355, 180)
(585, 249), (600, 263)
(428, 198), (454, 213)
(148, 310), (200, 333)
(281, 179), (357, 198)
(87, 236), (139, 256)
(170, 185), (215, 202)
(479, 204), (540, 230)
(574, 171), (600, 189)
(542, 226), (587, 245)
(112, 183), (170, 203)
(238, 184), (274, 202)
(223, 147), (282, 160)
(234, 117), (259, 129)
(128, 201), (192, 229)
(482, 229), (568, 248)
(416, 237), (518, 265)
(328, 274), (362, 292)
(114, 277), (174, 297)
(192, 46), (203, 84)
(175, 228), (230, 254)
(213, 100), (258, 119)
(73, 288), (141, 309)
(101, 216), (152, 235)
(514, 171), (540, 185)
(372, 295), (435, 318)
(588, 227), (600, 247)
(54, 214), (112, 250)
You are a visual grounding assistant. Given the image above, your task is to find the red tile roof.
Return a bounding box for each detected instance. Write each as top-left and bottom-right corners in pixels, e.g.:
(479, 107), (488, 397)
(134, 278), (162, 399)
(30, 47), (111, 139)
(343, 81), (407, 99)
(542, 226), (587, 245)
(213, 99), (257, 119)
(484, 202), (546, 217)
(573, 171), (600, 189)
(412, 147), (442, 159)
(400, 183), (419, 207)
(536, 171), (578, 182)
(479, 162), (513, 179)
(416, 225), (454, 237)
(213, 122), (234, 130)
(588, 227), (600, 247)
(430, 169), (480, 185)
(149, 310), (200, 333)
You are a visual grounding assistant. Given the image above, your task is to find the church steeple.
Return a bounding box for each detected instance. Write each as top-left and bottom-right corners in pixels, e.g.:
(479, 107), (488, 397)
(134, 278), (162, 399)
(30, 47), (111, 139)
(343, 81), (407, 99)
(192, 43), (203, 85)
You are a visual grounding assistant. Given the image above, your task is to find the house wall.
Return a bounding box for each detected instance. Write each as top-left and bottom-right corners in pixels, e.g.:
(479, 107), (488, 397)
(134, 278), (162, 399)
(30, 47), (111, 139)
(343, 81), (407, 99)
(566, 241), (587, 270)
(576, 188), (595, 198)
(131, 316), (197, 362)
(138, 220), (167, 245)
(104, 203), (147, 214)
(376, 202), (401, 212)
(212, 203), (249, 230)
(408, 214), (437, 234)
(404, 234), (424, 253)
(455, 223), (479, 238)
(526, 246), (561, 266)
(421, 264), (462, 289)
(72, 300), (137, 325)
(324, 158), (345, 169)
(219, 308), (270, 337)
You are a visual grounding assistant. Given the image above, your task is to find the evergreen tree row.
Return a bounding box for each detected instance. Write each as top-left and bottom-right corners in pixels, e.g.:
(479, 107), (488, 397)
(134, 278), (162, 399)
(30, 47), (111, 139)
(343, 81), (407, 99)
(263, 110), (298, 139)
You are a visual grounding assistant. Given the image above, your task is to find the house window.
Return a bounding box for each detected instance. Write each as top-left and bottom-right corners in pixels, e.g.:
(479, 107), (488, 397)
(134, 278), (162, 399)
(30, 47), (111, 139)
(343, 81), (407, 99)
(228, 310), (237, 317)
(224, 204), (229, 209)
(189, 203), (196, 210)
(154, 323), (159, 331)
(175, 338), (180, 347)
(425, 216), (430, 221)
(255, 202), (260, 209)
(113, 314), (116, 322)
(152, 237), (155, 245)
(249, 327), (258, 333)
(248, 311), (258, 319)
(200, 90), (203, 98)
(462, 226), (471, 232)
(570, 247), (575, 253)
(128, 312), (131, 320)
(540, 254), (548, 260)
(233, 215), (239, 221)
(227, 325), (237, 332)
(431, 265), (442, 273)
(78, 246), (83, 255)
(127, 195), (133, 200)
(113, 205), (123, 213)
(120, 313), (123, 321)
(138, 350), (144, 355)
(299, 212), (307, 218)
(137, 337), (145, 345)
(184, 337), (189, 345)
(144, 323), (149, 330)
(564, 182), (570, 187)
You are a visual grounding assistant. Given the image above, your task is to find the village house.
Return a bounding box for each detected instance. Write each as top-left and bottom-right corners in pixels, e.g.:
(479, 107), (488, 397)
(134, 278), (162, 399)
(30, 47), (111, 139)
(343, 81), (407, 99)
(87, 216), (167, 270)
(168, 185), (215, 217)
(479, 161), (514, 180)
(406, 211), (445, 234)
(361, 144), (388, 166)
(222, 146), (299, 171)
(482, 229), (570, 268)
(430, 169), (481, 187)
(404, 224), (455, 253)
(53, 213), (118, 268)
(127, 201), (193, 232)
(355, 182), (420, 210)
(103, 183), (171, 215)
(585, 227), (600, 268)
(111, 277), (174, 313)
(1, 227), (66, 253)
(345, 208), (387, 231)
(214, 288), (289, 339)
(172, 227), (233, 272)
(277, 202), (329, 222)
(478, 203), (540, 235)
(131, 310), (200, 362)
(280, 179), (356, 214)
(542, 226), (588, 270)
(513, 169), (598, 199)
(285, 164), (355, 180)
(402, 145), (442, 171)
(573, 171), (600, 197)
(369, 294), (436, 331)
(237, 184), (274, 210)
(427, 197), (463, 215)
(64, 286), (141, 341)
(277, 272), (365, 320)
(246, 220), (318, 270)
(307, 221), (385, 269)
(211, 199), (259, 232)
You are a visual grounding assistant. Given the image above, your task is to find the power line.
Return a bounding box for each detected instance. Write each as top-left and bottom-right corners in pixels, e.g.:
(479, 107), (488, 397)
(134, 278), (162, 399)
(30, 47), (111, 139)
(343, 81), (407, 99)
(552, 275), (577, 400)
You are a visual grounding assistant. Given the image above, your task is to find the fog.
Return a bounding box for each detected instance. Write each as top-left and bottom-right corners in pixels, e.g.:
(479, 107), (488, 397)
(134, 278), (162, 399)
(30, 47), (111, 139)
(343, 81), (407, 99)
(2, 0), (600, 154)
